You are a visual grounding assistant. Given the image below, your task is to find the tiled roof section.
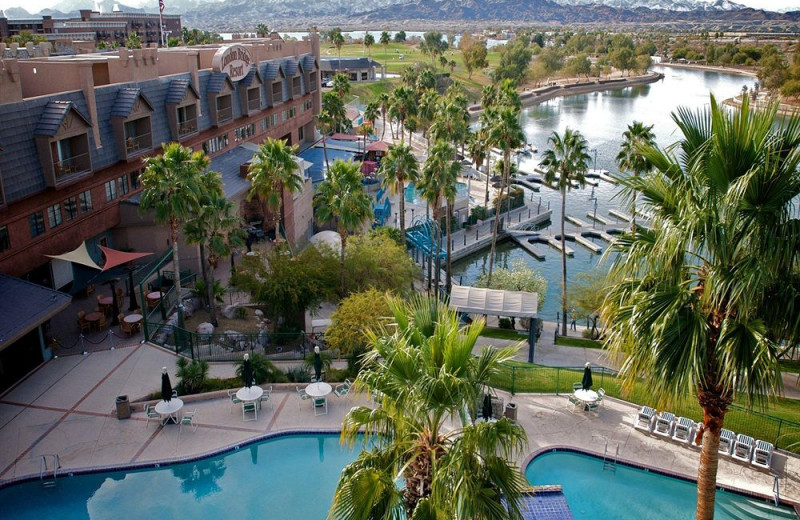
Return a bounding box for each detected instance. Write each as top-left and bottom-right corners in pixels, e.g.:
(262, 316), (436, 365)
(261, 61), (283, 80)
(301, 54), (317, 71)
(239, 68), (261, 87)
(34, 100), (91, 137)
(165, 78), (198, 104)
(0, 273), (72, 346)
(207, 72), (232, 94)
(110, 88), (153, 117)
(211, 145), (256, 199)
(282, 57), (298, 76)
(320, 57), (381, 71)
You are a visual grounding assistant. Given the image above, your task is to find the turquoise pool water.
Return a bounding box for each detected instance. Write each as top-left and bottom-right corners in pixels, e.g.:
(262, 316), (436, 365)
(0, 433), (361, 520)
(526, 451), (795, 520)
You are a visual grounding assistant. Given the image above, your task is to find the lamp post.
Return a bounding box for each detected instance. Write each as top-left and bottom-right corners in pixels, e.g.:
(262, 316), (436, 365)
(593, 198), (598, 229)
(103, 278), (121, 326)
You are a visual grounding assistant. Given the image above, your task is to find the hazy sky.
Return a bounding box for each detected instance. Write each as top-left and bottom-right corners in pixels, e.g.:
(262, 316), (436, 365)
(0, 0), (797, 13)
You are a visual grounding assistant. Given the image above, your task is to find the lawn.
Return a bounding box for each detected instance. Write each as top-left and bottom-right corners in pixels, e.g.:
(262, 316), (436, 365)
(554, 336), (603, 350)
(479, 326), (529, 341)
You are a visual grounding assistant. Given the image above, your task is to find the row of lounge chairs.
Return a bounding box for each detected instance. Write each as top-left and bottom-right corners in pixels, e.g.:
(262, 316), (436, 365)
(634, 406), (773, 470)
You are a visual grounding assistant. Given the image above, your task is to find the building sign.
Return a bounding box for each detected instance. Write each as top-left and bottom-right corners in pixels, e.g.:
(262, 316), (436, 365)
(212, 45), (252, 82)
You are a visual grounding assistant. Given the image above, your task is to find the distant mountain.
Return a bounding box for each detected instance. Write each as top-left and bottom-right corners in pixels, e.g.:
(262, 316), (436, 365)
(557, 0), (746, 11)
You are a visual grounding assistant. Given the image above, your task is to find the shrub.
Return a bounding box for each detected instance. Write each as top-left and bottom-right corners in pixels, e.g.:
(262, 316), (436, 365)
(234, 353), (286, 384)
(176, 357), (209, 395)
(498, 317), (514, 329)
(286, 366), (310, 383)
(325, 289), (391, 357)
(234, 306), (248, 320)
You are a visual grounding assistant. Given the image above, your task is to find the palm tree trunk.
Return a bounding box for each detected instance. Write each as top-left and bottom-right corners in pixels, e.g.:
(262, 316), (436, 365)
(207, 258), (219, 327)
(198, 244), (209, 308)
(339, 226), (347, 293)
(398, 178), (406, 245)
(322, 135), (330, 173)
(487, 186), (502, 285)
(171, 219), (185, 328)
(275, 191), (282, 244)
(560, 190), (568, 336)
(446, 198), (452, 292)
(381, 112), (387, 140)
(484, 147), (492, 205)
(433, 205), (441, 299)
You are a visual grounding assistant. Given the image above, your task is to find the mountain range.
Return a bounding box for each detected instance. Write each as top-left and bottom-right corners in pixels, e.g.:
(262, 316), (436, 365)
(1, 0), (798, 31)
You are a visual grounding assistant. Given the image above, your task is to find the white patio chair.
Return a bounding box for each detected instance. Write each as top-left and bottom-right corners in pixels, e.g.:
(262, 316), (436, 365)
(259, 385), (274, 412)
(334, 382), (351, 398)
(227, 389), (242, 414)
(634, 406), (656, 432)
(732, 434), (754, 463)
(653, 412), (675, 437)
(296, 386), (310, 407)
(718, 429), (735, 456)
(313, 396), (328, 416)
(567, 394), (582, 412)
(671, 417), (694, 444)
(751, 440), (773, 470)
(243, 401), (257, 421)
(572, 382), (582, 392)
(596, 388), (606, 406)
(180, 409), (198, 433)
(145, 403), (161, 428)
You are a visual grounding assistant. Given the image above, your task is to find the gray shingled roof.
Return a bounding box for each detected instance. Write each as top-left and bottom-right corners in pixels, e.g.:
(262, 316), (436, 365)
(212, 145), (256, 199)
(165, 78), (198, 104)
(110, 88), (154, 118)
(0, 273), (72, 347)
(34, 100), (92, 137)
(282, 57), (298, 76)
(301, 54), (317, 72)
(239, 68), (261, 87)
(320, 57), (381, 71)
(207, 72), (233, 94)
(261, 61), (283, 80)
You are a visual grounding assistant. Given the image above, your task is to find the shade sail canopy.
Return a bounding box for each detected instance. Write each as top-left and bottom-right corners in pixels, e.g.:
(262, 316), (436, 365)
(99, 246), (153, 272)
(448, 285), (538, 319)
(45, 242), (101, 270)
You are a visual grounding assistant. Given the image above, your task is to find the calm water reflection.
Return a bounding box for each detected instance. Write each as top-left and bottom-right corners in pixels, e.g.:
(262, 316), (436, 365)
(453, 66), (757, 320)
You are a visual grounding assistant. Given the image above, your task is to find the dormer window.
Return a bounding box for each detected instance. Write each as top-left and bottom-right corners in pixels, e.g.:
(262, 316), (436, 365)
(112, 89), (154, 161)
(177, 105), (198, 137)
(239, 69), (263, 116)
(216, 94), (233, 124)
(292, 77), (302, 98)
(207, 72), (235, 128)
(34, 101), (93, 189)
(247, 88), (261, 112)
(271, 81), (283, 105)
(165, 79), (200, 140)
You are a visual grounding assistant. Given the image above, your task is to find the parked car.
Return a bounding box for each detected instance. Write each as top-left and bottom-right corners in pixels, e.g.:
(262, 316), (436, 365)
(321, 77), (334, 88)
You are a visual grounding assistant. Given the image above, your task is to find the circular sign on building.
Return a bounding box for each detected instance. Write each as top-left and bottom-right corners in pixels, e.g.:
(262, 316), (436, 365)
(212, 45), (253, 82)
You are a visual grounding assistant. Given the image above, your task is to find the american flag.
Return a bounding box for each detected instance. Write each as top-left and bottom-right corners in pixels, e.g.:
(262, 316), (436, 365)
(159, 0), (165, 13)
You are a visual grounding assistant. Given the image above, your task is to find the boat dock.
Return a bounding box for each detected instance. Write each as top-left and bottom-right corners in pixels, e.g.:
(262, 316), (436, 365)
(586, 212), (610, 225)
(510, 235), (547, 260)
(608, 209), (633, 223)
(565, 215), (590, 228)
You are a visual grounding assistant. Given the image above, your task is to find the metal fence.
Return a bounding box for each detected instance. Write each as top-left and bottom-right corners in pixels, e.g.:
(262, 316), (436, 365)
(491, 364), (800, 454)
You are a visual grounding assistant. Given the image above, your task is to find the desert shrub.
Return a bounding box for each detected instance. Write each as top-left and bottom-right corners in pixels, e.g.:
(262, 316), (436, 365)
(234, 353), (286, 384)
(176, 357), (209, 395)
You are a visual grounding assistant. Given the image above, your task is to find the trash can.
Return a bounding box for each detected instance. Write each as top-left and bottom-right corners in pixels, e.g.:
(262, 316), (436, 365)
(504, 402), (518, 422)
(116, 395), (131, 420)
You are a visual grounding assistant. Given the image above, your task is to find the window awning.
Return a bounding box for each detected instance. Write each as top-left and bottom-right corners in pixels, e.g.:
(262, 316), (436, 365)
(448, 285), (538, 319)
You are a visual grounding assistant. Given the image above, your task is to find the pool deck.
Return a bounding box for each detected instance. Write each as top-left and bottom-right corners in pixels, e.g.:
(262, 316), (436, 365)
(1, 342), (799, 509)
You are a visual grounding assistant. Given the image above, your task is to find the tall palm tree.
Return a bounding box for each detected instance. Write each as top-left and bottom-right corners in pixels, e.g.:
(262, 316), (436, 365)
(390, 86), (415, 144)
(246, 138), (305, 246)
(332, 73), (351, 100)
(363, 32), (374, 58)
(378, 92), (391, 140)
(601, 96), (800, 520)
(616, 121), (655, 231)
(378, 143), (419, 246)
(332, 30), (345, 71)
(379, 30), (390, 61)
(330, 295), (528, 520)
(314, 159), (373, 291)
(418, 140), (460, 297)
(486, 108), (525, 285)
(541, 128), (590, 336)
(184, 184), (246, 327)
(255, 23), (269, 37)
(417, 89), (441, 154)
(139, 142), (210, 327)
(363, 101), (379, 131)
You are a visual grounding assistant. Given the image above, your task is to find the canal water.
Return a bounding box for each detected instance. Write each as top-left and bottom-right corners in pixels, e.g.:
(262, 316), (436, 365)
(452, 66), (757, 321)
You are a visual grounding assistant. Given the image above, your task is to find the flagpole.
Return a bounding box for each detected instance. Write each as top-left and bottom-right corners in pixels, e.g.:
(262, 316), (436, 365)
(158, 0), (165, 47)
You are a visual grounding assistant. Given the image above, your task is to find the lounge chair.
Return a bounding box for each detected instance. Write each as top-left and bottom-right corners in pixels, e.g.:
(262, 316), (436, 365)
(634, 406), (656, 432)
(732, 434), (754, 463)
(751, 440), (773, 470)
(144, 403), (160, 428)
(180, 409), (198, 433)
(653, 412), (675, 437)
(718, 429), (735, 455)
(671, 417), (694, 444)
(259, 386), (274, 412)
(228, 389), (242, 414)
(313, 396), (328, 416)
(243, 401), (257, 421)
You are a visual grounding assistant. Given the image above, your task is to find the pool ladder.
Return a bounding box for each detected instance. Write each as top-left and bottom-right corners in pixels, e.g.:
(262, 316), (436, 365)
(773, 476), (780, 506)
(39, 454), (60, 487)
(602, 441), (618, 472)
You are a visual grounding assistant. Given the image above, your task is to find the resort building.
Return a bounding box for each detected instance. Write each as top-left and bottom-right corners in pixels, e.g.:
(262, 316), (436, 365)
(320, 57), (383, 82)
(0, 9), (182, 46)
(0, 33), (322, 290)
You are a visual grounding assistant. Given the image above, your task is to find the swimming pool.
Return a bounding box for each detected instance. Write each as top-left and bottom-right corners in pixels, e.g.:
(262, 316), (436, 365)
(526, 450), (795, 520)
(0, 433), (360, 520)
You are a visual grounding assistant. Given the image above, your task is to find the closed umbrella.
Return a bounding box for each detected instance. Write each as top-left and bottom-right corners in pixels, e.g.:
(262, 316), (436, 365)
(581, 362), (593, 391)
(313, 346), (322, 381)
(242, 353), (253, 388)
(482, 393), (493, 421)
(161, 367), (173, 402)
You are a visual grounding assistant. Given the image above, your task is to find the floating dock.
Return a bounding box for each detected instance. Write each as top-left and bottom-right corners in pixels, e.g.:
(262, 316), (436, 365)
(547, 237), (575, 256)
(609, 209), (633, 223)
(571, 234), (603, 253)
(586, 212), (610, 225)
(565, 215), (590, 228)
(511, 235), (546, 260)
(582, 230), (616, 243)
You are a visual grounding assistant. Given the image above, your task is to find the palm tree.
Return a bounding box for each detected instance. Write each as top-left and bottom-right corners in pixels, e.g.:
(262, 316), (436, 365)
(616, 121), (655, 231)
(378, 92), (391, 140)
(184, 184), (246, 326)
(363, 32), (374, 58)
(314, 159), (373, 291)
(332, 73), (351, 100)
(246, 138), (305, 246)
(541, 128), (590, 336)
(379, 30), (390, 61)
(330, 295), (528, 520)
(417, 89), (440, 153)
(601, 95), (800, 520)
(139, 142), (210, 327)
(418, 141), (460, 297)
(378, 143), (419, 246)
(255, 23), (269, 37)
(390, 86), (415, 143)
(332, 30), (345, 71)
(486, 108), (525, 285)
(363, 100), (379, 131)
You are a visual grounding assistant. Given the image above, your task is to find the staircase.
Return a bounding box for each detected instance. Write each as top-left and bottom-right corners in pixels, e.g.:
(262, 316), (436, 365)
(602, 441), (617, 472)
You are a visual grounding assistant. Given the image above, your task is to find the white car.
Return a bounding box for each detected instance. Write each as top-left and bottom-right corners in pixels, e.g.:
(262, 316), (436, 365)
(322, 78), (334, 88)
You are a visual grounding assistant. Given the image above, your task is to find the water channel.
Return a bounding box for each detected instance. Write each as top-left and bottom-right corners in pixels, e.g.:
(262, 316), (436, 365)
(452, 65), (758, 321)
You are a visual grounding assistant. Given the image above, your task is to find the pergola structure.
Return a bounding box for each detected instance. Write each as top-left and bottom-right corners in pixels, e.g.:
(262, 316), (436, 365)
(448, 285), (539, 363)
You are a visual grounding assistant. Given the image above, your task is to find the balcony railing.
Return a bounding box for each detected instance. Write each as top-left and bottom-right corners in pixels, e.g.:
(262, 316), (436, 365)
(125, 133), (152, 155)
(177, 118), (197, 137)
(54, 152), (91, 179)
(247, 98), (261, 111)
(217, 107), (233, 122)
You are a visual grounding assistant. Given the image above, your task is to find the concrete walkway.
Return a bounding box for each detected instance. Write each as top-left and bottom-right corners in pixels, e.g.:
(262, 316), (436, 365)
(1, 342), (799, 508)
